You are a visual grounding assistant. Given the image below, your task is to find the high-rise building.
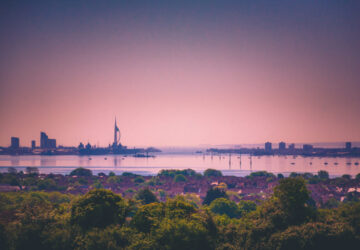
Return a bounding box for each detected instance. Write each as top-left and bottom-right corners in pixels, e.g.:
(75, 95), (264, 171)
(47, 139), (56, 148)
(31, 140), (36, 149)
(279, 141), (286, 151)
(346, 142), (352, 150)
(40, 132), (56, 149)
(11, 137), (20, 149)
(265, 142), (272, 152)
(288, 143), (295, 150)
(40, 132), (48, 148)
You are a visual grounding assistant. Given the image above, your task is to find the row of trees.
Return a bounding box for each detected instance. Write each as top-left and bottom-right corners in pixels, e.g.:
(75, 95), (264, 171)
(1, 177), (360, 249)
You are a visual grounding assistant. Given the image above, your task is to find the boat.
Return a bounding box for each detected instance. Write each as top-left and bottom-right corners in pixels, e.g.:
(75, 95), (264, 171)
(324, 162), (328, 165)
(133, 153), (155, 158)
(355, 162), (359, 166)
(334, 162), (338, 165)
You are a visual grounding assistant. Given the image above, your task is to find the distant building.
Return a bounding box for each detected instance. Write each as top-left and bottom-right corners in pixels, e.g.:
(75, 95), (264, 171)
(279, 142), (286, 151)
(31, 140), (36, 149)
(346, 142), (352, 150)
(11, 137), (19, 149)
(303, 144), (314, 152)
(288, 143), (295, 150)
(40, 132), (56, 149)
(47, 139), (56, 148)
(265, 142), (272, 152)
(78, 142), (84, 150)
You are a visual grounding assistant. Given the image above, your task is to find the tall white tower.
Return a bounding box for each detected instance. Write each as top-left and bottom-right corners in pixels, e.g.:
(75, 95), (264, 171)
(114, 117), (120, 147)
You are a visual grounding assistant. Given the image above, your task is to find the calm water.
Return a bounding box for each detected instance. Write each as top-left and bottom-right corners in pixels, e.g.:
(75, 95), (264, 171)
(0, 154), (360, 177)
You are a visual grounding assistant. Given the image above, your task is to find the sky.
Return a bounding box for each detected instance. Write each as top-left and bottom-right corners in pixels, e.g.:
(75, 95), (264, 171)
(1, 0), (360, 147)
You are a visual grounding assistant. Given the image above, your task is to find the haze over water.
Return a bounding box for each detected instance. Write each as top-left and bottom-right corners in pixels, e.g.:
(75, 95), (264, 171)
(1, 153), (360, 177)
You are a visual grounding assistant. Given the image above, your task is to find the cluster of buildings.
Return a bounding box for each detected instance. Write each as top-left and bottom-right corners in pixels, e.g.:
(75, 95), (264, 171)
(208, 141), (359, 157)
(263, 141), (353, 154)
(9, 132), (56, 150)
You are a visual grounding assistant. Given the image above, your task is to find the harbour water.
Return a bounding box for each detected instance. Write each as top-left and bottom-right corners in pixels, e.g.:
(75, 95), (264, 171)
(1, 153), (360, 177)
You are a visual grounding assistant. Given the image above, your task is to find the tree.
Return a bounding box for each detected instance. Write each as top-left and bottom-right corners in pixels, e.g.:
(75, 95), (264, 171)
(70, 167), (92, 177)
(134, 176), (145, 183)
(238, 200), (257, 216)
(203, 188), (228, 205)
(273, 177), (313, 225)
(70, 189), (127, 230)
(209, 198), (239, 218)
(174, 174), (187, 182)
(26, 167), (39, 176)
(132, 202), (165, 233)
(135, 188), (159, 205)
(274, 177), (310, 211)
(204, 169), (222, 177)
(318, 170), (329, 180)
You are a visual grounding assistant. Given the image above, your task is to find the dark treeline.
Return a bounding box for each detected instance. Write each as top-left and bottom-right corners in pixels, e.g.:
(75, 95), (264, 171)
(1, 172), (360, 249)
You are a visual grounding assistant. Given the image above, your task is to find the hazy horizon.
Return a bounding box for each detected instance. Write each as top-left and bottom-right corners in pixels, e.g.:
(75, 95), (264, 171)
(1, 0), (360, 147)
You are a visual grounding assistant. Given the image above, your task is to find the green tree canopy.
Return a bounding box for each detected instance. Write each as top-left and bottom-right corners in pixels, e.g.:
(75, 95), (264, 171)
(135, 188), (159, 205)
(203, 169), (223, 177)
(70, 167), (92, 177)
(203, 188), (228, 205)
(70, 189), (127, 230)
(209, 198), (240, 218)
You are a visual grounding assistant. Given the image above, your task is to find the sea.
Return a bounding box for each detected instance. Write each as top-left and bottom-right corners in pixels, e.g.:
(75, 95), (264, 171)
(1, 152), (360, 177)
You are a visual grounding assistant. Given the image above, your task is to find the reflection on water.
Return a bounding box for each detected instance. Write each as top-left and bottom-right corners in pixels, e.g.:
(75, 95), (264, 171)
(0, 154), (360, 177)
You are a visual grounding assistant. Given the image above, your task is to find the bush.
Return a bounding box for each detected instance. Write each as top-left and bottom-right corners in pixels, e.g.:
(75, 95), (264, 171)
(209, 198), (239, 218)
(204, 169), (222, 177)
(37, 179), (57, 190)
(70, 189), (128, 230)
(342, 174), (351, 180)
(122, 172), (139, 177)
(356, 173), (360, 181)
(70, 167), (92, 177)
(318, 170), (329, 180)
(135, 188), (159, 205)
(174, 174), (187, 182)
(250, 171), (275, 178)
(134, 176), (145, 183)
(158, 169), (197, 177)
(203, 188), (228, 205)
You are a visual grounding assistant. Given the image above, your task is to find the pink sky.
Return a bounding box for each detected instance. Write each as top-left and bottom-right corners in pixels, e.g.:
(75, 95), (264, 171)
(1, 1), (359, 147)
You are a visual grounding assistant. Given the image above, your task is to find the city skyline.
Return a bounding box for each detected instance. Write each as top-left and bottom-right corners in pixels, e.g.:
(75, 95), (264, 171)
(1, 1), (360, 147)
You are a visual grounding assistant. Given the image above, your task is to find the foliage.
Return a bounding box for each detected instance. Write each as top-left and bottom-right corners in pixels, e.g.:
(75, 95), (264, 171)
(250, 171), (275, 178)
(70, 189), (128, 230)
(203, 187), (228, 205)
(69, 168), (92, 177)
(203, 169), (223, 177)
(134, 176), (145, 183)
(158, 169), (197, 177)
(1, 176), (360, 250)
(174, 174), (187, 182)
(135, 188), (159, 205)
(209, 198), (240, 218)
(318, 170), (329, 180)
